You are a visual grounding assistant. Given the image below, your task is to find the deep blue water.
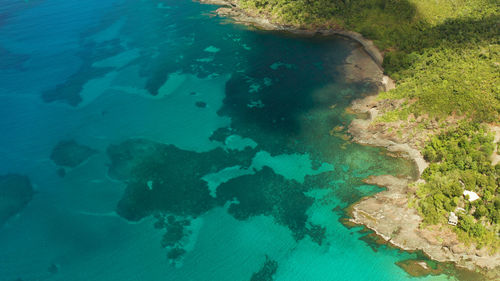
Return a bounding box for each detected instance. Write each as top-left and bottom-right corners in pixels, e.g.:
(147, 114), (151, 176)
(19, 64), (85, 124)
(0, 1), (461, 280)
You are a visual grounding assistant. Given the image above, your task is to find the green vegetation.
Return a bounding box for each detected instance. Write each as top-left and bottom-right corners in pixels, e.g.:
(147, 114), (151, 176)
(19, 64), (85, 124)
(236, 0), (500, 249)
(238, 0), (499, 121)
(416, 122), (499, 249)
(233, 0), (500, 254)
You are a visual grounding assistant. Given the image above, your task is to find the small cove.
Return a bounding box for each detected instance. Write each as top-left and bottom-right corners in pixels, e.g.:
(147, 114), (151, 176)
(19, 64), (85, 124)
(0, 0), (469, 280)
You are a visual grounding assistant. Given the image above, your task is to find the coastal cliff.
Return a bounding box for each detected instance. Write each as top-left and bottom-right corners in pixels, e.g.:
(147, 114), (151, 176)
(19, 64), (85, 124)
(198, 0), (500, 277)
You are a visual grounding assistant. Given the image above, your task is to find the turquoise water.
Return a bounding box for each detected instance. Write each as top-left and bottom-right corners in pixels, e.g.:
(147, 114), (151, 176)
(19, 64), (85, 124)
(0, 1), (462, 280)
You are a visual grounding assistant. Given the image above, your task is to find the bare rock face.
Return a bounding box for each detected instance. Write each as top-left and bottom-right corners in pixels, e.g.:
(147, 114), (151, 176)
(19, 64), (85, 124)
(198, 0), (500, 276)
(350, 175), (500, 275)
(347, 82), (500, 274)
(350, 175), (422, 248)
(199, 0), (233, 5)
(451, 244), (466, 254)
(348, 96), (428, 176)
(341, 47), (383, 88)
(0, 174), (34, 227)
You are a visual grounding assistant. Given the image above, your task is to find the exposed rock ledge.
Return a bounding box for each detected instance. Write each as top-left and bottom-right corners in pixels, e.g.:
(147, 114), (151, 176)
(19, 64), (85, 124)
(347, 82), (500, 277)
(197, 0), (500, 277)
(347, 75), (500, 277)
(348, 95), (428, 175)
(350, 175), (500, 277)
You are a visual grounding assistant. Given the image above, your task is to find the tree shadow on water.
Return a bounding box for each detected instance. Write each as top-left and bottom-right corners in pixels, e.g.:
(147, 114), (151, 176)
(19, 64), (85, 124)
(217, 32), (366, 148)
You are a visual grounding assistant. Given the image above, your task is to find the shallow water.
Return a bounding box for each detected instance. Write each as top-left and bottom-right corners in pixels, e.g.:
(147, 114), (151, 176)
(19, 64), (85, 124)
(0, 1), (462, 280)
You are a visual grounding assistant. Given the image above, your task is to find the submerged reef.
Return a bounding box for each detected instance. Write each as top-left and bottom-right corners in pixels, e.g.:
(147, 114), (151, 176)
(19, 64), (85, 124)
(250, 256), (278, 281)
(154, 214), (193, 265)
(107, 138), (325, 262)
(41, 40), (120, 106)
(107, 138), (253, 220)
(50, 140), (96, 168)
(0, 174), (34, 227)
(216, 167), (314, 240)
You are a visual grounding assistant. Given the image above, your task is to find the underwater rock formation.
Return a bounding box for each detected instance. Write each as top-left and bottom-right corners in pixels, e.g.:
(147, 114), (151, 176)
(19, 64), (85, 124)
(50, 140), (96, 168)
(0, 174), (34, 227)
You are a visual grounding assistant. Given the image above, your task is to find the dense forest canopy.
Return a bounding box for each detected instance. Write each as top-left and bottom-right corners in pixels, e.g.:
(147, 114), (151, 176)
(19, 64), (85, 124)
(236, 0), (500, 249)
(417, 123), (499, 249)
(239, 0), (499, 121)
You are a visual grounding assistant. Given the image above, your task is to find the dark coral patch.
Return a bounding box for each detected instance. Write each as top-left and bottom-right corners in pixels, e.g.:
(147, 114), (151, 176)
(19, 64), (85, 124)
(108, 138), (320, 246)
(209, 127), (234, 143)
(195, 101), (207, 108)
(250, 256), (278, 281)
(107, 139), (254, 221)
(41, 67), (111, 106)
(166, 247), (186, 265)
(50, 140), (96, 168)
(156, 215), (193, 265)
(0, 174), (34, 227)
(0, 46), (30, 71)
(217, 167), (314, 240)
(307, 223), (327, 246)
(56, 168), (66, 178)
(115, 158), (216, 221)
(41, 40), (121, 106)
(160, 216), (190, 248)
(48, 263), (59, 274)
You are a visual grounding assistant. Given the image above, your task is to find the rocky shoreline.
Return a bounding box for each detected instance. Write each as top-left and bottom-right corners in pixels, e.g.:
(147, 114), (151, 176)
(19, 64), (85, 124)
(197, 0), (500, 277)
(199, 0), (384, 68)
(343, 52), (500, 277)
(345, 55), (500, 278)
(349, 175), (500, 277)
(347, 95), (500, 277)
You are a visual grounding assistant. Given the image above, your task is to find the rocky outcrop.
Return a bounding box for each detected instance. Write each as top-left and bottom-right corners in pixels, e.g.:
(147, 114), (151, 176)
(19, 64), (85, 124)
(199, 0), (385, 69)
(347, 88), (500, 276)
(348, 95), (428, 175)
(350, 175), (500, 276)
(198, 0), (500, 276)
